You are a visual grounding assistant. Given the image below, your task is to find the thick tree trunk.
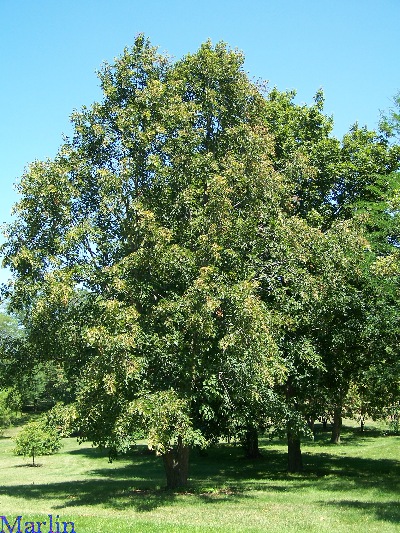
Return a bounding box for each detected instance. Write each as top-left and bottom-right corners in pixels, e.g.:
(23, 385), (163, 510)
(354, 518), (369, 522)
(162, 437), (189, 489)
(287, 433), (303, 472)
(243, 427), (262, 459)
(331, 406), (342, 444)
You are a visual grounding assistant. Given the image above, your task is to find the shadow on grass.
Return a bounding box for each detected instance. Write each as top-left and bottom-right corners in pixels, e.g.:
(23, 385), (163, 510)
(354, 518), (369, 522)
(324, 500), (400, 524)
(14, 463), (43, 468)
(0, 474), (249, 514)
(67, 445), (109, 458)
(0, 459), (175, 512)
(66, 441), (152, 460)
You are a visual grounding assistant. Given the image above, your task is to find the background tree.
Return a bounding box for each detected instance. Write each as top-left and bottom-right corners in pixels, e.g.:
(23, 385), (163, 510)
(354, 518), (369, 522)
(379, 90), (400, 143)
(262, 88), (400, 451)
(0, 389), (12, 435)
(264, 87), (340, 221)
(0, 310), (73, 413)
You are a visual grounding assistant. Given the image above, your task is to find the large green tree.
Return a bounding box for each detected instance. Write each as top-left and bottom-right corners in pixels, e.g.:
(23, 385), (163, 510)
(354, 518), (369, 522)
(2, 36), (290, 487)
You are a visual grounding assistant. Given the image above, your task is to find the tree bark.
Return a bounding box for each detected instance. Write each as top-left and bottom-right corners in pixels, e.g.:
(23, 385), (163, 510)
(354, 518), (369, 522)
(287, 432), (303, 472)
(162, 436), (189, 489)
(331, 406), (342, 444)
(243, 427), (262, 459)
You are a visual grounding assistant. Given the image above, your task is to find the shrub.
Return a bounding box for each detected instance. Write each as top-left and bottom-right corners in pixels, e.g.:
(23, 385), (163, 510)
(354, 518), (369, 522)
(14, 420), (62, 465)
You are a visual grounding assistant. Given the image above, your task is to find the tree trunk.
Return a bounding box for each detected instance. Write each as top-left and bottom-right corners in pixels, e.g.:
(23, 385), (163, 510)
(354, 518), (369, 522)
(331, 406), (342, 444)
(285, 377), (302, 472)
(287, 433), (303, 472)
(243, 427), (262, 459)
(162, 436), (189, 489)
(307, 417), (315, 436)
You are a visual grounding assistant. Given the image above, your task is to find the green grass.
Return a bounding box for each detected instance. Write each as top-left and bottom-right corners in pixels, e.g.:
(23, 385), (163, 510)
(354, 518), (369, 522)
(0, 421), (399, 532)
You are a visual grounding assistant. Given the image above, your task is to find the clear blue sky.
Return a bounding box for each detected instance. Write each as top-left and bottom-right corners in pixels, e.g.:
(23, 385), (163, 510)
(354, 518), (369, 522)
(1, 0), (399, 285)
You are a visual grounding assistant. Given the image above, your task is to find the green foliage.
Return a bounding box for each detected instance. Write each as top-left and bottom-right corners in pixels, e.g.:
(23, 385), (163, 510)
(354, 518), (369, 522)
(379, 90), (400, 142)
(264, 87), (339, 220)
(0, 311), (23, 338)
(122, 390), (207, 454)
(385, 406), (400, 435)
(0, 389), (12, 434)
(14, 420), (62, 465)
(4, 387), (22, 417)
(0, 311), (24, 387)
(45, 402), (77, 437)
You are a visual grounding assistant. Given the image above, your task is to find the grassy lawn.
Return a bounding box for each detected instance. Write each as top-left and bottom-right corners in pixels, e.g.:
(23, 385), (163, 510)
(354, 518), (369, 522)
(0, 421), (399, 532)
